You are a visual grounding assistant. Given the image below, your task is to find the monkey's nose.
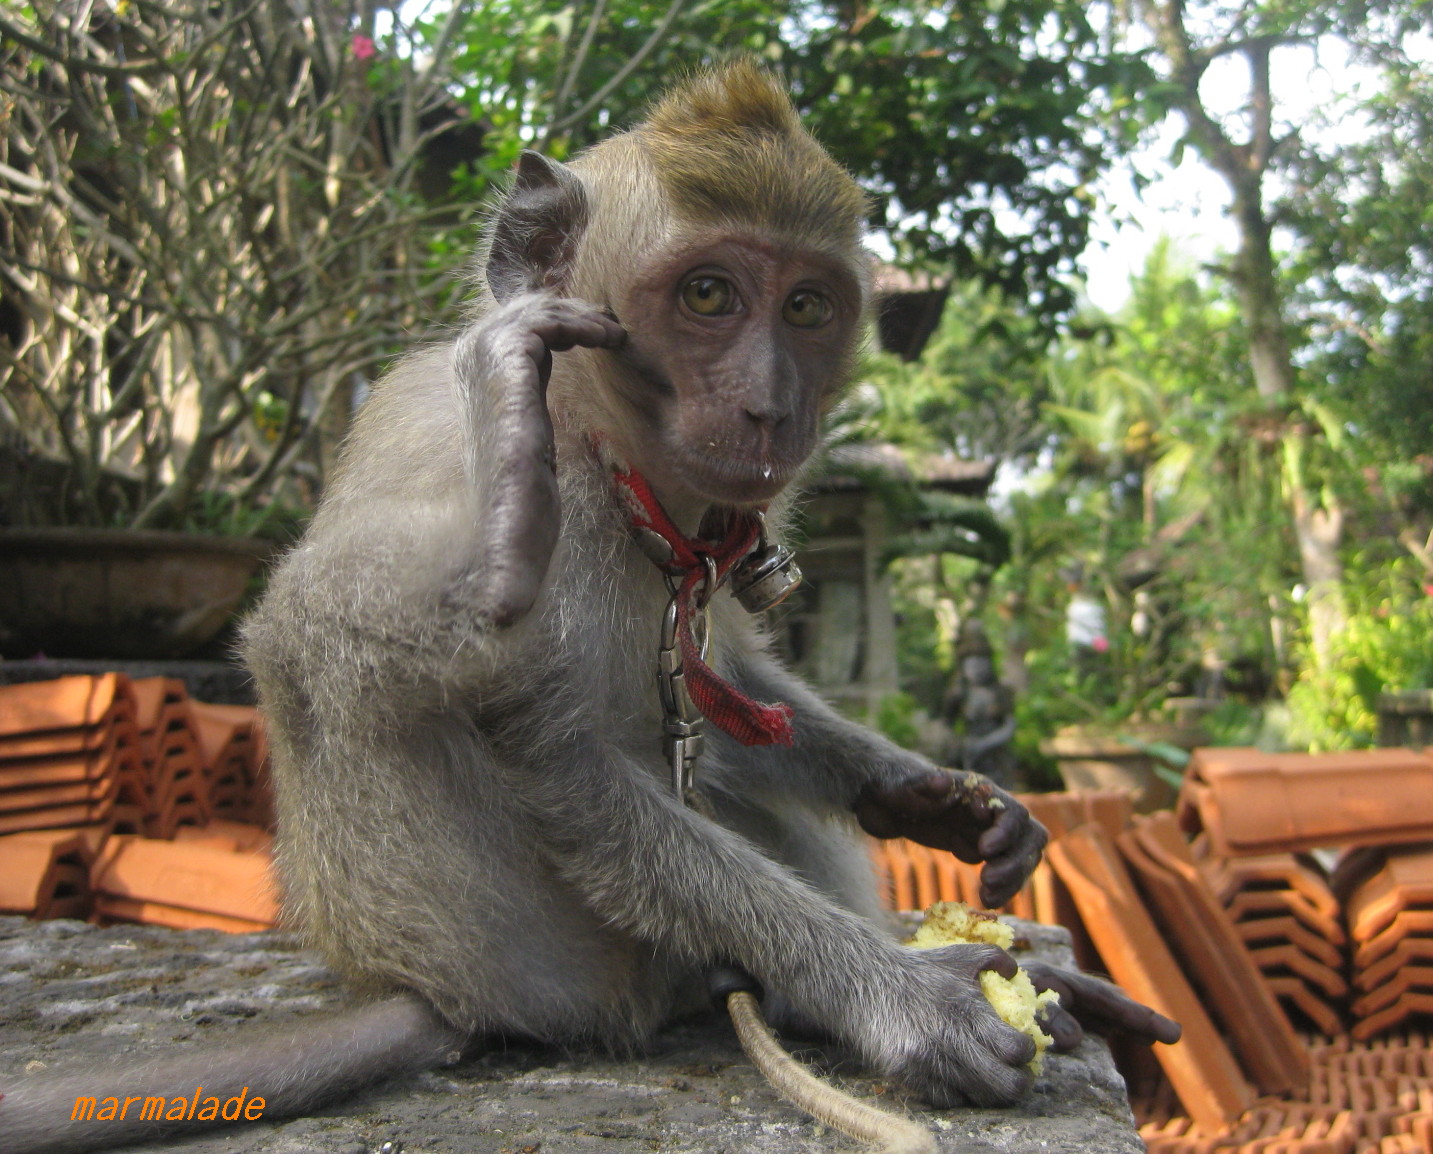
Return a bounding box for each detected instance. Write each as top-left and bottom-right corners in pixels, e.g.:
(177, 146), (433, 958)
(743, 403), (791, 429)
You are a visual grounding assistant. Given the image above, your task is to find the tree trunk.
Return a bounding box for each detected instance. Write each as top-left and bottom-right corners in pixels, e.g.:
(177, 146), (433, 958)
(1142, 0), (1349, 667)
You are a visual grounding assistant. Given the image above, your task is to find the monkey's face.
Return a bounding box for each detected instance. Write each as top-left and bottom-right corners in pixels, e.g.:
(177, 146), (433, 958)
(603, 231), (864, 508)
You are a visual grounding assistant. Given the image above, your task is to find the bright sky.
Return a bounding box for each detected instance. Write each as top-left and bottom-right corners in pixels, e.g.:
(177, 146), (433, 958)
(1079, 35), (1384, 313)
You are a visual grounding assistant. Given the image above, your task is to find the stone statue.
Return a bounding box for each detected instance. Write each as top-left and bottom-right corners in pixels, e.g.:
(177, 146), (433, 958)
(941, 620), (1018, 790)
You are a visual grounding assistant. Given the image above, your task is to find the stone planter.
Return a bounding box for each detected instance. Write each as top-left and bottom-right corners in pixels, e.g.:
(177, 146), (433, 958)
(0, 528), (274, 660)
(1040, 721), (1205, 813)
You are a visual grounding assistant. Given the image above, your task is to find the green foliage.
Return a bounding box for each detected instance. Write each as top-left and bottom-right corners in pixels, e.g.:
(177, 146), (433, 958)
(786, 0), (1155, 327)
(1287, 558), (1433, 749)
(861, 281), (1051, 463)
(881, 493), (1012, 570)
(875, 690), (924, 750)
(180, 491), (309, 543)
(433, 1), (1151, 331)
(1282, 45), (1433, 521)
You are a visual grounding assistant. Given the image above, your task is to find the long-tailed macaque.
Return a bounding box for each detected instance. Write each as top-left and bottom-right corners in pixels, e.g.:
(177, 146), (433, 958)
(1, 63), (1177, 1153)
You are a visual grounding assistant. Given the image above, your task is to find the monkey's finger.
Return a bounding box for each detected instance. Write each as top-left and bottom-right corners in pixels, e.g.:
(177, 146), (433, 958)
(976, 833), (1045, 907)
(972, 784), (1042, 856)
(925, 942), (1020, 982)
(527, 303), (626, 354)
(1038, 1003), (1086, 1051)
(1023, 962), (1182, 1047)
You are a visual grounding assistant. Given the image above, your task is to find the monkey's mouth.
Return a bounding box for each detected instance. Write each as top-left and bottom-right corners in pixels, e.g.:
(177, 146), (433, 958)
(681, 447), (803, 505)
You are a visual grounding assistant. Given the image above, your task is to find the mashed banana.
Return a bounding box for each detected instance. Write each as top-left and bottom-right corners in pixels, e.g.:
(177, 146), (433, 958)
(906, 901), (1058, 1073)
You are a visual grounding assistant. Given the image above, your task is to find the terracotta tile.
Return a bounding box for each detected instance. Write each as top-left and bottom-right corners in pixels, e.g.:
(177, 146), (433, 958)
(130, 676), (189, 731)
(207, 774), (248, 820)
(1200, 853), (1341, 920)
(1010, 790), (1132, 965)
(1354, 912), (1433, 968)
(115, 750), (150, 809)
(1047, 822), (1256, 1133)
(0, 748), (115, 791)
(1178, 748), (1433, 857)
(109, 803), (146, 836)
(0, 829), (93, 916)
(0, 785), (96, 818)
(41, 819), (113, 859)
(0, 803), (93, 835)
(0, 721), (114, 760)
(1351, 994), (1433, 1043)
(866, 837), (972, 911)
(1350, 968), (1433, 1018)
(1248, 944), (1349, 999)
(1225, 889), (1348, 946)
(1019, 789), (1134, 840)
(91, 894), (272, 933)
(1234, 916), (1345, 969)
(169, 832), (242, 852)
(1118, 813), (1311, 1097)
(0, 674), (129, 735)
(1357, 940), (1433, 992)
(90, 834), (277, 924)
(1264, 976), (1346, 1037)
(145, 796), (208, 840)
(1345, 847), (1433, 943)
(189, 701), (257, 764)
(1331, 845), (1391, 905)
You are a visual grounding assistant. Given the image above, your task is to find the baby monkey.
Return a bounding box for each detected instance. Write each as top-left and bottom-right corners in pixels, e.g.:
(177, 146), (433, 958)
(1, 61), (1178, 1153)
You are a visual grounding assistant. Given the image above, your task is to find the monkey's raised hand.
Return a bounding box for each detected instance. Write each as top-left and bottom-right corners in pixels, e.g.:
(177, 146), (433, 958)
(452, 293), (625, 626)
(1021, 961), (1182, 1052)
(854, 770), (1048, 907)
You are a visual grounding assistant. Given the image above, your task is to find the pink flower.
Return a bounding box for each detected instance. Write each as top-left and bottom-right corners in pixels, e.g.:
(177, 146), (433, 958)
(1092, 636), (1110, 653)
(351, 34), (376, 61)
(1424, 583), (1433, 597)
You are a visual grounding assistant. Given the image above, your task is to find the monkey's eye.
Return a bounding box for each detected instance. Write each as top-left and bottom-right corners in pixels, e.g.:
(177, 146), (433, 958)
(681, 276), (736, 316)
(782, 289), (833, 328)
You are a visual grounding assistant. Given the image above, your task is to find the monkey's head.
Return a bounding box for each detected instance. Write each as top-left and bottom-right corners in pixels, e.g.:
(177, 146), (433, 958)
(486, 62), (871, 512)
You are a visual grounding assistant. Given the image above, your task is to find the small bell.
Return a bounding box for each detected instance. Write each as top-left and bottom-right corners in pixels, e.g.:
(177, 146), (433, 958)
(731, 541), (803, 613)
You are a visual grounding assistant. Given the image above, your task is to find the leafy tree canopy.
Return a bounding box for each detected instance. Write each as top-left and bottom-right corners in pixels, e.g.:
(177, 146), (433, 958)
(424, 0), (1154, 330)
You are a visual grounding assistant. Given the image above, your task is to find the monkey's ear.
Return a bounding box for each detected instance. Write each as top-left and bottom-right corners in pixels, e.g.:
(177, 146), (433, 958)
(487, 151), (589, 302)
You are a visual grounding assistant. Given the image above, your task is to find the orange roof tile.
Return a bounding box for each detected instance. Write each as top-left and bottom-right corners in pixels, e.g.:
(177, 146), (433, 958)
(1178, 748), (1433, 856)
(91, 834), (277, 925)
(0, 829), (92, 918)
(0, 674), (129, 734)
(1117, 813), (1310, 1097)
(1047, 822), (1256, 1133)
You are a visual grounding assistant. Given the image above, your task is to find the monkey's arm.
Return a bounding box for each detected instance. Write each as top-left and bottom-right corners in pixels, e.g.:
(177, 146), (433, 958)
(536, 735), (1039, 1108)
(720, 651), (1046, 906)
(450, 293), (625, 625)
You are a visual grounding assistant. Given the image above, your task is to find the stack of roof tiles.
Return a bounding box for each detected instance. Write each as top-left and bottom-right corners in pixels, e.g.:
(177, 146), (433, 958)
(1179, 748), (1433, 1042)
(869, 749), (1433, 1152)
(1336, 846), (1433, 1042)
(0, 675), (275, 932)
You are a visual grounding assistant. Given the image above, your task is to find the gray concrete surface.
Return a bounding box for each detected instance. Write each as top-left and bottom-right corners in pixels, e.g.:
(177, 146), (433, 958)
(0, 916), (1142, 1154)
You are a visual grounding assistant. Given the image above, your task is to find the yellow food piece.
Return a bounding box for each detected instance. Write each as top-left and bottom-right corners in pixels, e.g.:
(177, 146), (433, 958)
(906, 901), (1059, 1072)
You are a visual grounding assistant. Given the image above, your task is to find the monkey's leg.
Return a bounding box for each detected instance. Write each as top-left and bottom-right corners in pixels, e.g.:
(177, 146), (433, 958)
(0, 994), (462, 1154)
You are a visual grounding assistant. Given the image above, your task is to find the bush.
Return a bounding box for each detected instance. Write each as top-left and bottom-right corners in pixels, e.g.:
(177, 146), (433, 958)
(1287, 558), (1433, 749)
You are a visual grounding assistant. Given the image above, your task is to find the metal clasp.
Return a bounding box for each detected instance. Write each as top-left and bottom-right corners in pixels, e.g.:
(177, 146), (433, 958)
(658, 594), (708, 799)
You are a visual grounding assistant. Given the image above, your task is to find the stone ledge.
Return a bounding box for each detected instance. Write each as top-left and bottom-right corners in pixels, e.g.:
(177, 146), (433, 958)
(0, 916), (1141, 1154)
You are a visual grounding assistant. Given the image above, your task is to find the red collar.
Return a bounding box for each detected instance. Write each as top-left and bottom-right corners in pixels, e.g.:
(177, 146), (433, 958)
(609, 464), (794, 747)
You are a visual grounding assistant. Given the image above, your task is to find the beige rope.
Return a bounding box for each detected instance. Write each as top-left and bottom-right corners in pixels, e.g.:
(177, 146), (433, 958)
(725, 990), (936, 1154)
